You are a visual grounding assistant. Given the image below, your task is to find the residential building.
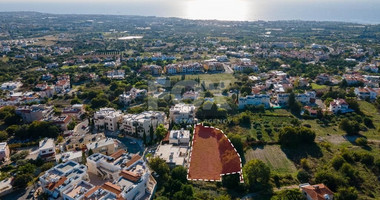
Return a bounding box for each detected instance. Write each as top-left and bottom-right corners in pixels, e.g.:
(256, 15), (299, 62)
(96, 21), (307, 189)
(233, 58), (258, 73)
(55, 76), (71, 94)
(62, 180), (94, 200)
(119, 88), (147, 106)
(0, 142), (10, 162)
(56, 151), (83, 163)
(182, 91), (199, 100)
(169, 103), (196, 124)
(300, 183), (334, 200)
(169, 129), (190, 145)
(0, 81), (22, 91)
(315, 74), (331, 84)
(45, 115), (72, 131)
(39, 138), (56, 161)
(276, 91), (316, 106)
(329, 99), (352, 114)
(86, 152), (156, 199)
(94, 108), (123, 132)
(65, 133), (106, 152)
(86, 138), (117, 155)
(41, 73), (54, 81)
(107, 70), (125, 79)
(62, 104), (85, 119)
(141, 65), (162, 75)
(354, 87), (378, 100)
(204, 62), (225, 72)
(238, 94), (270, 109)
(155, 144), (188, 167)
(39, 161), (88, 199)
(277, 93), (290, 105)
(15, 104), (54, 123)
(120, 111), (165, 137)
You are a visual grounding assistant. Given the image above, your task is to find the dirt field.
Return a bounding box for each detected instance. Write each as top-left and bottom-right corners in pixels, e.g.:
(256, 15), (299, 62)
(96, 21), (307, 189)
(245, 145), (297, 174)
(188, 125), (241, 181)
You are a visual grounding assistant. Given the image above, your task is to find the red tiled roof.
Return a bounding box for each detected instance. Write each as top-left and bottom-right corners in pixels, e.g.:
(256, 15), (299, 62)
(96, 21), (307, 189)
(101, 182), (121, 195)
(84, 185), (101, 198)
(125, 154), (141, 167)
(301, 184), (334, 200)
(46, 176), (67, 191)
(119, 170), (141, 182)
(110, 149), (126, 160)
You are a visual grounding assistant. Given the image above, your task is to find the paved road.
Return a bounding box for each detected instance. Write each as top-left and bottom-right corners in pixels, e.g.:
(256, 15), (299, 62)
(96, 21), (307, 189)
(224, 63), (234, 74)
(2, 185), (36, 200)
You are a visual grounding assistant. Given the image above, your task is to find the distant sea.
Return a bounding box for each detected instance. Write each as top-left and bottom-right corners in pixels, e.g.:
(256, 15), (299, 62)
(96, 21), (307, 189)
(0, 0), (379, 24)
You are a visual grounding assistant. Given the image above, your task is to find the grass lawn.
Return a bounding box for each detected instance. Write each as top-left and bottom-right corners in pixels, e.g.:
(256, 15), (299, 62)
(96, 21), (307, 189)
(358, 101), (380, 140)
(311, 83), (327, 90)
(245, 145), (297, 174)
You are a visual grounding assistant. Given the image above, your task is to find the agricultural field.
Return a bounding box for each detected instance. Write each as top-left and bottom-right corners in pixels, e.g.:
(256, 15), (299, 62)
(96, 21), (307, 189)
(245, 145), (297, 174)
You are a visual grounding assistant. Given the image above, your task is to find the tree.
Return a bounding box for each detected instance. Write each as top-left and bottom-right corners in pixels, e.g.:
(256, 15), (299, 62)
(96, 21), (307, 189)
(355, 137), (367, 146)
(339, 119), (360, 135)
(0, 131), (8, 142)
(143, 131), (147, 145)
(297, 169), (310, 183)
(149, 124), (154, 143)
(222, 173), (240, 189)
(278, 126), (316, 147)
(331, 155), (345, 170)
(335, 187), (358, 200)
(228, 134), (244, 156)
(315, 171), (347, 192)
(155, 124), (167, 141)
(67, 121), (77, 130)
(171, 166), (187, 183)
(273, 189), (304, 200)
(13, 174), (33, 188)
(82, 151), (87, 164)
(88, 149), (94, 156)
(243, 159), (271, 191)
(148, 157), (170, 182)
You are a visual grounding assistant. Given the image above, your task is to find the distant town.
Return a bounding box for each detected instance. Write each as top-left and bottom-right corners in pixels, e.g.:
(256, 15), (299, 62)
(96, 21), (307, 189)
(0, 12), (379, 200)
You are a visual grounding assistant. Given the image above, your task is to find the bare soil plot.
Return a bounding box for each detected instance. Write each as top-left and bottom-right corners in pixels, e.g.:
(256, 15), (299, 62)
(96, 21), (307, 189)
(188, 124), (242, 181)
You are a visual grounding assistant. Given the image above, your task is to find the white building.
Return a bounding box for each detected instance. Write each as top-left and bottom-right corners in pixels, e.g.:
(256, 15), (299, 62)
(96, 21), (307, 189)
(354, 87), (378, 100)
(276, 91), (316, 106)
(39, 161), (88, 199)
(182, 91), (199, 100)
(155, 144), (188, 167)
(39, 138), (56, 161)
(169, 104), (196, 124)
(86, 151), (156, 200)
(0, 142), (10, 162)
(238, 94), (270, 109)
(233, 58), (259, 73)
(94, 108), (123, 132)
(107, 70), (125, 79)
(120, 111), (165, 138)
(169, 129), (190, 145)
(329, 99), (352, 114)
(86, 138), (117, 155)
(0, 81), (22, 91)
(62, 180), (94, 200)
(119, 88), (147, 106)
(56, 151), (83, 163)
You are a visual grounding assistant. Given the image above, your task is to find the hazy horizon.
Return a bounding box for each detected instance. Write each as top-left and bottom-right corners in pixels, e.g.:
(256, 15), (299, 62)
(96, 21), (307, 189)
(0, 0), (379, 24)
